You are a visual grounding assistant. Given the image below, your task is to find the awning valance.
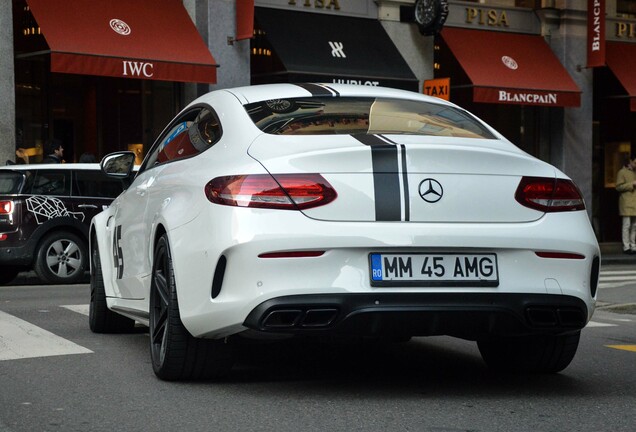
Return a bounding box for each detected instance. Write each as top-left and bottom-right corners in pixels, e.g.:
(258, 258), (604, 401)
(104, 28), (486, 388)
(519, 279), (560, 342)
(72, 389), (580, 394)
(439, 28), (581, 107)
(252, 7), (418, 92)
(25, 0), (218, 83)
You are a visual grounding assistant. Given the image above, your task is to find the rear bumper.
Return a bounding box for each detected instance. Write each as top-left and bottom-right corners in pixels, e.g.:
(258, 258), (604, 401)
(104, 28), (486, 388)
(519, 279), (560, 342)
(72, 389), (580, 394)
(167, 207), (599, 339)
(0, 242), (34, 266)
(243, 293), (589, 340)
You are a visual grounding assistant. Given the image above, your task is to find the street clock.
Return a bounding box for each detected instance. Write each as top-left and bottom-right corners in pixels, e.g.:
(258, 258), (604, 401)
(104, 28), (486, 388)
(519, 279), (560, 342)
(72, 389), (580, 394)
(413, 0), (449, 36)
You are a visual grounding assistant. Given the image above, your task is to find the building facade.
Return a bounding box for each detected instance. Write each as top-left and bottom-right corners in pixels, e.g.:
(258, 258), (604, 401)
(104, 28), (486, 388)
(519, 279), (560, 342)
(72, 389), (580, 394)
(0, 0), (634, 243)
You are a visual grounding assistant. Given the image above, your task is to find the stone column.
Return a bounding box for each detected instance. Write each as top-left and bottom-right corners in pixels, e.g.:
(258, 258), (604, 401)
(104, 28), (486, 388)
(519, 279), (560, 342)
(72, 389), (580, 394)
(184, 0), (251, 104)
(541, 1), (595, 220)
(0, 2), (16, 165)
(376, 0), (435, 91)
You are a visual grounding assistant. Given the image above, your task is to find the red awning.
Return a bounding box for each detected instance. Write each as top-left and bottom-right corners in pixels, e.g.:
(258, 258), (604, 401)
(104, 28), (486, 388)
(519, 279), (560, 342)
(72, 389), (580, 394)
(235, 0), (255, 42)
(439, 28), (580, 107)
(26, 0), (218, 83)
(606, 42), (636, 111)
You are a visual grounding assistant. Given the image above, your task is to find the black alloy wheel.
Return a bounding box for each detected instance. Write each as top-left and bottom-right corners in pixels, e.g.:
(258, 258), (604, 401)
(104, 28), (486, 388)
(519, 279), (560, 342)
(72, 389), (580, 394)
(149, 233), (233, 381)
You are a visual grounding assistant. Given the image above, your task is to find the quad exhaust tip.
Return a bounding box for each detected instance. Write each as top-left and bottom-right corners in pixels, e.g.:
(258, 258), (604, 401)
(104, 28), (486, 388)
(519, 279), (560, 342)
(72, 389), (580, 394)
(262, 308), (339, 329)
(526, 306), (585, 328)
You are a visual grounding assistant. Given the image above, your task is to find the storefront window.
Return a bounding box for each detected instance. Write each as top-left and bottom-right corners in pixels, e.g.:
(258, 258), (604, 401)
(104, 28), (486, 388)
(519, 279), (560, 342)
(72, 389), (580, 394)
(12, 0), (183, 164)
(617, 0), (636, 18)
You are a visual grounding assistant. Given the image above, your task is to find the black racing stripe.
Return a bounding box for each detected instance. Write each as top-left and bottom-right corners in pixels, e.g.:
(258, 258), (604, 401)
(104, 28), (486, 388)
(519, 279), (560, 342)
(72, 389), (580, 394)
(400, 144), (410, 221)
(320, 85), (340, 96)
(379, 135), (410, 221)
(352, 134), (401, 221)
(352, 133), (384, 147)
(293, 83), (335, 97)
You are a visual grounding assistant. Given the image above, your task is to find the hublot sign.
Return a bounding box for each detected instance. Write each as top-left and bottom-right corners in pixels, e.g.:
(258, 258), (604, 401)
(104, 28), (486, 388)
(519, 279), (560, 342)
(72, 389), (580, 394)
(287, 0), (340, 9)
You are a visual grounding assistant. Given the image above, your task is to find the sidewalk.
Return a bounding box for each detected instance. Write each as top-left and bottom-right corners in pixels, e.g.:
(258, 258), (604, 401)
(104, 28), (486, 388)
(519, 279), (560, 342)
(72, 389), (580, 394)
(600, 242), (636, 265)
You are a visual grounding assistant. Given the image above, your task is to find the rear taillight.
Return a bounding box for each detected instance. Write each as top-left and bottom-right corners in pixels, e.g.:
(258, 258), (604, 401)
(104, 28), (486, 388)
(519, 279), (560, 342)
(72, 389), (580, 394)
(0, 201), (14, 215)
(205, 174), (337, 210)
(515, 177), (585, 212)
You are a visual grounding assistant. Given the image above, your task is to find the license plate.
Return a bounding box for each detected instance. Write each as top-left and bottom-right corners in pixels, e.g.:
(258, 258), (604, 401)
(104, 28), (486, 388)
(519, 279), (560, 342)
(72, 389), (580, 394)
(369, 253), (499, 287)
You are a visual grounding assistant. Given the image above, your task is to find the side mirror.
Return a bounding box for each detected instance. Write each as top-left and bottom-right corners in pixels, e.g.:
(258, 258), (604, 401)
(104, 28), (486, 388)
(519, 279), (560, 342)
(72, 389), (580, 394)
(100, 151), (136, 178)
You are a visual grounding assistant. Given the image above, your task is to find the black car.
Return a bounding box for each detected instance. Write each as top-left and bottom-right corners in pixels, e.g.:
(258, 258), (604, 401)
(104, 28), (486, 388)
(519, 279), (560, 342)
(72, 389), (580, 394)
(0, 163), (131, 284)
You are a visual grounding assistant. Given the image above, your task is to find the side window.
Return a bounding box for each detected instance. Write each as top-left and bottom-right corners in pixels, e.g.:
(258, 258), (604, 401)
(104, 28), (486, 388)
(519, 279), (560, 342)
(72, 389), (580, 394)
(28, 170), (70, 196)
(73, 170), (129, 199)
(143, 107), (222, 168)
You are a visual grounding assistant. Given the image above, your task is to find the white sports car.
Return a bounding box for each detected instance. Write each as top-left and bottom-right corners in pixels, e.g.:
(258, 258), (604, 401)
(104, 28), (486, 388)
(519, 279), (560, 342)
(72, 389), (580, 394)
(89, 83), (600, 380)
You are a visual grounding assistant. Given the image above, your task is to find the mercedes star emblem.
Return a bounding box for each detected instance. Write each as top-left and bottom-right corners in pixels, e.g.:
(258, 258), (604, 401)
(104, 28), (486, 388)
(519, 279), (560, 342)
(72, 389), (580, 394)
(418, 178), (443, 203)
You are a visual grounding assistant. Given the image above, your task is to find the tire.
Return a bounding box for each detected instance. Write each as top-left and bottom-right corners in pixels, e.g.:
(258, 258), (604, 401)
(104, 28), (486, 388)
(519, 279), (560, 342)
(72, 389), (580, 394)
(89, 240), (135, 333)
(477, 331), (581, 374)
(149, 234), (233, 381)
(34, 231), (87, 284)
(0, 266), (19, 285)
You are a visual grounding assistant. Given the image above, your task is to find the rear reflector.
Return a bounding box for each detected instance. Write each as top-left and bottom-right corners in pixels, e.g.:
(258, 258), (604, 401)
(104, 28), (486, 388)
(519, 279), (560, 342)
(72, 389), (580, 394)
(515, 177), (585, 212)
(0, 201), (14, 214)
(205, 174), (337, 210)
(535, 252), (585, 260)
(0, 234), (7, 241)
(259, 251), (325, 259)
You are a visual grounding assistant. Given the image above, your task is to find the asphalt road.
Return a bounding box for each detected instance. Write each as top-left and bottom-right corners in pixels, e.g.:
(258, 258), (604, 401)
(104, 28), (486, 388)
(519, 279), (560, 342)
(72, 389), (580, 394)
(0, 266), (635, 432)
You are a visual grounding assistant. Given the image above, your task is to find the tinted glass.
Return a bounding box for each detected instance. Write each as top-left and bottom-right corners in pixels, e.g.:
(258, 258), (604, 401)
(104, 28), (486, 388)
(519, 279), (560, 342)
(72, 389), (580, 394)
(25, 170), (70, 196)
(149, 108), (222, 166)
(244, 97), (495, 139)
(74, 170), (130, 198)
(0, 171), (26, 194)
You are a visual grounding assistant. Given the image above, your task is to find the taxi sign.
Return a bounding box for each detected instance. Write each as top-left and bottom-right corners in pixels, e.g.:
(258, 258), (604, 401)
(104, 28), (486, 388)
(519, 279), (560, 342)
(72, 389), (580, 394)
(423, 77), (450, 100)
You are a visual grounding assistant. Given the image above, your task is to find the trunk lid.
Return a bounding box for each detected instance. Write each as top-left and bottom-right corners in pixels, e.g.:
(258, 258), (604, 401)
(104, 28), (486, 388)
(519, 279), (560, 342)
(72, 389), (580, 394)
(248, 134), (554, 223)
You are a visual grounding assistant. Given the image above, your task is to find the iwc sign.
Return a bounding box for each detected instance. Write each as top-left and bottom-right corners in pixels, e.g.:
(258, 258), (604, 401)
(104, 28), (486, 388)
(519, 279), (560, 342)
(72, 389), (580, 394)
(414, 0), (448, 36)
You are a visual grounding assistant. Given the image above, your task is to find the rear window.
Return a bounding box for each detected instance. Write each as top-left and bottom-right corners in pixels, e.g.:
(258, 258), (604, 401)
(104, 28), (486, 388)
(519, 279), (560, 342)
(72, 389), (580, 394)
(0, 171), (26, 194)
(244, 97), (495, 139)
(74, 170), (130, 198)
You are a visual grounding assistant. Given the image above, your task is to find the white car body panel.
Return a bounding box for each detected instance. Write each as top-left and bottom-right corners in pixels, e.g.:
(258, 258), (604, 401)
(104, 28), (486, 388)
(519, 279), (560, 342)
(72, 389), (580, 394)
(89, 83), (600, 350)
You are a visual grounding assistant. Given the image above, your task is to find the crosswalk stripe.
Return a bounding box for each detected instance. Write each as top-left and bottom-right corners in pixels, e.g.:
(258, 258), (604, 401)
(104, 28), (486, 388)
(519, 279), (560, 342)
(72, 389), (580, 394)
(600, 271), (636, 275)
(600, 276), (636, 281)
(61, 304), (89, 316)
(598, 269), (636, 289)
(586, 321), (618, 328)
(599, 282), (636, 289)
(0, 310), (93, 361)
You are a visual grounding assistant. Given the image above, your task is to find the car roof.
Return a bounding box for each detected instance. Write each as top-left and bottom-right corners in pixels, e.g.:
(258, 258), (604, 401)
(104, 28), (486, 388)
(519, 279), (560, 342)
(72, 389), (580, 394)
(218, 83), (456, 107)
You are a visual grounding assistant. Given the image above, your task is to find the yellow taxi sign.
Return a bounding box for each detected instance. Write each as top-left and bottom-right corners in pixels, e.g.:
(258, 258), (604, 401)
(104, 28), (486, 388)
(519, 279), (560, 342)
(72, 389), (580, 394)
(423, 77), (450, 101)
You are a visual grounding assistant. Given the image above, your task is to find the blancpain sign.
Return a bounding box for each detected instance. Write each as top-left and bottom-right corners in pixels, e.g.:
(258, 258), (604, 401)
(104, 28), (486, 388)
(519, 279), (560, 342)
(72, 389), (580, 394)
(498, 91), (558, 105)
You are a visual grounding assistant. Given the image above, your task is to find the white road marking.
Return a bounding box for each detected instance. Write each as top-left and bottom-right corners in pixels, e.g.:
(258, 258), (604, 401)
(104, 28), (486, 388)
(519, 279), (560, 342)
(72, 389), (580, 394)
(598, 269), (636, 289)
(61, 304), (89, 316)
(599, 270), (636, 275)
(599, 282), (636, 289)
(586, 321), (618, 328)
(62, 304), (144, 328)
(0, 310), (92, 361)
